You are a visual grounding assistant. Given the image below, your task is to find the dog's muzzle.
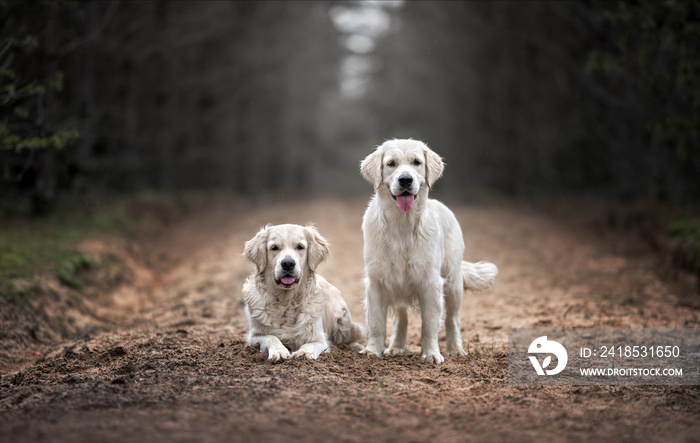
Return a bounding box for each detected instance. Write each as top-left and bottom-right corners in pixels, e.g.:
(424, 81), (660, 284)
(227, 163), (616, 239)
(276, 258), (300, 288)
(391, 174), (416, 212)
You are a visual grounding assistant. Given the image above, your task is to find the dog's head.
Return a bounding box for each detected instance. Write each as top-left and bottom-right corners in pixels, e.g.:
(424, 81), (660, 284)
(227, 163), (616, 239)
(360, 139), (444, 212)
(243, 224), (329, 290)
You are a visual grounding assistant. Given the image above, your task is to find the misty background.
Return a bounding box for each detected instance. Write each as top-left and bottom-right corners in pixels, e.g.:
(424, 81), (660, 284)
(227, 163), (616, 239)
(1, 0), (699, 215)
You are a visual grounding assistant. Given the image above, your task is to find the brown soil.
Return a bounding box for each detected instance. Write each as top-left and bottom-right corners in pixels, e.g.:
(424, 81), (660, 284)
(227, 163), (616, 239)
(1, 197), (699, 442)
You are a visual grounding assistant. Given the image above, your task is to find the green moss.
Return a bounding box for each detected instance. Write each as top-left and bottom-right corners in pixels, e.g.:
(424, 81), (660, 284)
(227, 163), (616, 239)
(0, 199), (129, 297)
(668, 217), (700, 237)
(668, 217), (700, 264)
(56, 253), (95, 289)
(2, 281), (31, 303)
(0, 244), (35, 279)
(0, 193), (192, 299)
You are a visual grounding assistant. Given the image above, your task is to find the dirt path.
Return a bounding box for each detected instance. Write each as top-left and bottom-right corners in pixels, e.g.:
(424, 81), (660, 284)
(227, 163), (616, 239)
(1, 198), (698, 442)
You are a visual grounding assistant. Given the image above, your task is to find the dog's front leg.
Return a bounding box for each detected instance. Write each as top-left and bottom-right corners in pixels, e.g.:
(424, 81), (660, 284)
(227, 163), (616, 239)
(248, 335), (291, 361)
(419, 276), (445, 364)
(360, 278), (387, 357)
(385, 307), (408, 355)
(292, 318), (329, 359)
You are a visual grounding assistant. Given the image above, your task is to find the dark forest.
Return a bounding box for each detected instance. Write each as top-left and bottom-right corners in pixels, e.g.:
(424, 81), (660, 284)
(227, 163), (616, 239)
(2, 1), (699, 215)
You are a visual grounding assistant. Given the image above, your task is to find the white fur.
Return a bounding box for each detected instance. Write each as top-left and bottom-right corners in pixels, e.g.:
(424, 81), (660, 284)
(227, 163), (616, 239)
(360, 139), (498, 364)
(242, 224), (364, 361)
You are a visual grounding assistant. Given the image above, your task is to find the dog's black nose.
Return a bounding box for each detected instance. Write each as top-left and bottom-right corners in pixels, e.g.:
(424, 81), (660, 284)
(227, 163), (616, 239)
(398, 174), (413, 188)
(281, 258), (296, 271)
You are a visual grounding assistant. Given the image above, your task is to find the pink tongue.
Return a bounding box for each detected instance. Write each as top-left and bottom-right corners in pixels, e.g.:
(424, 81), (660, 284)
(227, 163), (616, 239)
(281, 276), (296, 285)
(396, 194), (415, 212)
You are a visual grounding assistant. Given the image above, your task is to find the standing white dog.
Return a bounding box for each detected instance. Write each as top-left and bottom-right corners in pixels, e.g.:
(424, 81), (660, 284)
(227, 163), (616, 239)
(360, 139), (498, 364)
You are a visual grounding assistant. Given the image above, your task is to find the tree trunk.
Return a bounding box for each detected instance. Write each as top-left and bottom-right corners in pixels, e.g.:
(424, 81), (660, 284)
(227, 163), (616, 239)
(77, 1), (98, 178)
(33, 2), (58, 216)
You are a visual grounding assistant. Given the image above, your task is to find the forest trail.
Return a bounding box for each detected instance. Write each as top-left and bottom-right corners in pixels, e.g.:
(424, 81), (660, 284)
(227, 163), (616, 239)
(1, 197), (699, 442)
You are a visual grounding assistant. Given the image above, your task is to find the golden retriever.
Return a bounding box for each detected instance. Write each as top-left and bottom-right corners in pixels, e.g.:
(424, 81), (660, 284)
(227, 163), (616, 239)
(242, 224), (364, 361)
(360, 139), (498, 364)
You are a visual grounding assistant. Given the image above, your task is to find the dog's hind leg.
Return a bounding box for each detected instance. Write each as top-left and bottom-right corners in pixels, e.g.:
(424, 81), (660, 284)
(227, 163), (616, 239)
(444, 276), (467, 356)
(385, 307), (408, 355)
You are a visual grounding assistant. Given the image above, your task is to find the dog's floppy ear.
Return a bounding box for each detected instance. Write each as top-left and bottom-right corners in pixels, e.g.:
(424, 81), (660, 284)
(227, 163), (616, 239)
(424, 147), (445, 189)
(243, 225), (269, 273)
(360, 148), (383, 189)
(304, 224), (329, 272)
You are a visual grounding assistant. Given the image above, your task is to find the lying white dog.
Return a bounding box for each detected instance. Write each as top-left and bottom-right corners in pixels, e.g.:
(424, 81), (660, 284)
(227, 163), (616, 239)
(360, 139), (498, 364)
(242, 224), (364, 361)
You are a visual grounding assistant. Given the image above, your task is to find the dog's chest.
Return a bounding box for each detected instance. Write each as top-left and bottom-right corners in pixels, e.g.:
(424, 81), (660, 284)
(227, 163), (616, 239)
(263, 298), (313, 329)
(369, 234), (434, 285)
(246, 283), (325, 339)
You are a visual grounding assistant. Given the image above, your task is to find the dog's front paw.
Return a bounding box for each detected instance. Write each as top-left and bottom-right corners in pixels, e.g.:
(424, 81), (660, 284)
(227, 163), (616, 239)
(384, 346), (408, 356)
(268, 346), (291, 361)
(291, 342), (327, 360)
(291, 348), (320, 360)
(421, 351), (445, 364)
(359, 345), (383, 357)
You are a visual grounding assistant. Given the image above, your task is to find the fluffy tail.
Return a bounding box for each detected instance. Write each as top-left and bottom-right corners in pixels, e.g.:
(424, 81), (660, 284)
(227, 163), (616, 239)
(462, 261), (498, 291)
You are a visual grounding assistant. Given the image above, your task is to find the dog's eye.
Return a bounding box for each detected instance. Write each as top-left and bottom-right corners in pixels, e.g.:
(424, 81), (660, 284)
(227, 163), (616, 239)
(387, 160), (396, 167)
(270, 245), (279, 251)
(413, 159), (422, 166)
(296, 244), (305, 250)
